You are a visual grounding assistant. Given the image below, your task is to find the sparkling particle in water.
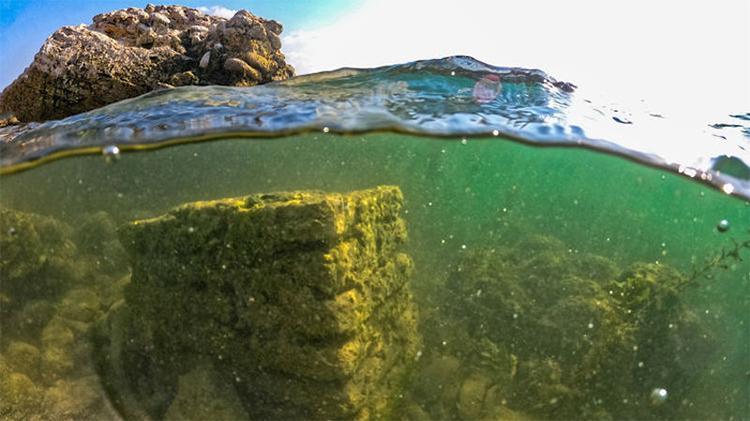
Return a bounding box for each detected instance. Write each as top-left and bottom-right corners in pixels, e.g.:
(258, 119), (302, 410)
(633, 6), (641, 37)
(650, 388), (668, 406)
(492, 129), (500, 136)
(717, 219), (730, 233)
(721, 183), (735, 194)
(638, 361), (644, 368)
(587, 322), (594, 329)
(322, 126), (330, 133)
(7, 227), (16, 236)
(102, 145), (120, 162)
(461, 138), (468, 145)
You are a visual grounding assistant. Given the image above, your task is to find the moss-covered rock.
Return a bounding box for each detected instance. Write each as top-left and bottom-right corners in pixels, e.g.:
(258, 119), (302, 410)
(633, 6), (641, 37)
(5, 341), (41, 380)
(0, 208), (77, 304)
(419, 234), (715, 420)
(0, 371), (44, 420)
(73, 211), (129, 275)
(99, 186), (421, 420)
(163, 362), (248, 421)
(57, 288), (102, 324)
(43, 376), (108, 419)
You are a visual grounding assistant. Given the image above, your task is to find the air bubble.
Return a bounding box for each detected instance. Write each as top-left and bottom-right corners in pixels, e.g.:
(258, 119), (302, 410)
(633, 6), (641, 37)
(102, 145), (120, 163)
(650, 388), (668, 406)
(461, 138), (468, 145)
(717, 219), (730, 233)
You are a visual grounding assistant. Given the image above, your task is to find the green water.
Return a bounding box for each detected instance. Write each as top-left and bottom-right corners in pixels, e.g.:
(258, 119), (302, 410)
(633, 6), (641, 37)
(1, 133), (748, 420)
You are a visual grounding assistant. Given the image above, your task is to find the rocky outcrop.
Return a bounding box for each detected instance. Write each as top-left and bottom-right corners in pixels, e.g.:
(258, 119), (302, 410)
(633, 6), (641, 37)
(0, 5), (294, 122)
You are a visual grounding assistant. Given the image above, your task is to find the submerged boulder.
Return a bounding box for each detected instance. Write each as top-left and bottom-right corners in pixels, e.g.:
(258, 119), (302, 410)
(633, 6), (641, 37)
(0, 5), (294, 122)
(420, 235), (715, 420)
(97, 186), (421, 420)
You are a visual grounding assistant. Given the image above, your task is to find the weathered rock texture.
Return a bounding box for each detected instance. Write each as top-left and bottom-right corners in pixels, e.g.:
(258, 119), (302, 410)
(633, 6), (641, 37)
(408, 234), (716, 420)
(0, 5), (294, 122)
(99, 186), (421, 420)
(0, 208), (129, 420)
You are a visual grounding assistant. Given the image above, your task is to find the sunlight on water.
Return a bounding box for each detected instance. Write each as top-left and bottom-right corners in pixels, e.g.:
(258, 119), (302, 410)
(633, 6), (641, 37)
(2, 57), (748, 200)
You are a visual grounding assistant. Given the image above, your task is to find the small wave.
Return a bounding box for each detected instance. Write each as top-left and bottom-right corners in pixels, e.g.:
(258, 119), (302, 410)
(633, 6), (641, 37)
(1, 56), (748, 200)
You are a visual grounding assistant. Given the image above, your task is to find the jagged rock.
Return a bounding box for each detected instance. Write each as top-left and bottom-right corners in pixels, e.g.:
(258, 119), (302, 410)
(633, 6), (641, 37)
(0, 5), (294, 122)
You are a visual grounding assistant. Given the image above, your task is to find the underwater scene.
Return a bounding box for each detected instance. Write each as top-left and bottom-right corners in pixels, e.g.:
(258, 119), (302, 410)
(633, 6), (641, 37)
(1, 55), (749, 421)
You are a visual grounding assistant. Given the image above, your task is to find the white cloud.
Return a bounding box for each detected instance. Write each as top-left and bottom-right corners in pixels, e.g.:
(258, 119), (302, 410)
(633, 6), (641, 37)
(197, 5), (238, 19)
(282, 0), (749, 122)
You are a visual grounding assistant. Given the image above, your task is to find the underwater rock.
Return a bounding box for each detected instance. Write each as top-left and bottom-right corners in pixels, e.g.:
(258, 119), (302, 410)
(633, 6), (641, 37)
(73, 211), (129, 275)
(164, 362), (248, 421)
(0, 207), (93, 364)
(0, 370), (44, 419)
(428, 235), (716, 420)
(10, 300), (55, 341)
(43, 376), (106, 419)
(0, 5), (294, 122)
(99, 186), (420, 420)
(5, 341), (41, 380)
(456, 372), (492, 420)
(56, 288), (102, 323)
(0, 208), (77, 300)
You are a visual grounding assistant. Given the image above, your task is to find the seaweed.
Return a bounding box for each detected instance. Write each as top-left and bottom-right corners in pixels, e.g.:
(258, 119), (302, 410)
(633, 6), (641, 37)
(687, 229), (750, 287)
(409, 233), (717, 420)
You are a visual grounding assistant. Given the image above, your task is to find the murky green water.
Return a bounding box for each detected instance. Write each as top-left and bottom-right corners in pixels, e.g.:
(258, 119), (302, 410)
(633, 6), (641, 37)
(1, 131), (747, 420)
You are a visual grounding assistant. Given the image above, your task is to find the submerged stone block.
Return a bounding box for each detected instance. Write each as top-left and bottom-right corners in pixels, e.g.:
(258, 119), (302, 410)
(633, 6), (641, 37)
(103, 186), (420, 420)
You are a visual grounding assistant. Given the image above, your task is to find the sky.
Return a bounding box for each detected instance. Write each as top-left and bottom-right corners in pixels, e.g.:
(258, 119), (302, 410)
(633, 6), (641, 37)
(0, 0), (748, 123)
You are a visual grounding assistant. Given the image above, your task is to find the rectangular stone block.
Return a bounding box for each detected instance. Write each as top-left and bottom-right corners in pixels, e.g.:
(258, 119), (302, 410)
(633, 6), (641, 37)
(114, 186), (421, 420)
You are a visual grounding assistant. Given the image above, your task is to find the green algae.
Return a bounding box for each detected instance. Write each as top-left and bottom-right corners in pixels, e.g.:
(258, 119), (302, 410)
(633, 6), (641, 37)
(95, 186), (420, 420)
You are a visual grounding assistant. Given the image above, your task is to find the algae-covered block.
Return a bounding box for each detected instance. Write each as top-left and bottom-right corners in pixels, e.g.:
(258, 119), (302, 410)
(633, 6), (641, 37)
(107, 186), (420, 420)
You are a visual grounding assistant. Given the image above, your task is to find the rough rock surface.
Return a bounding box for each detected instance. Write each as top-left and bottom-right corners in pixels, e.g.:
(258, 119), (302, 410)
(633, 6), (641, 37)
(98, 186), (421, 420)
(0, 5), (294, 122)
